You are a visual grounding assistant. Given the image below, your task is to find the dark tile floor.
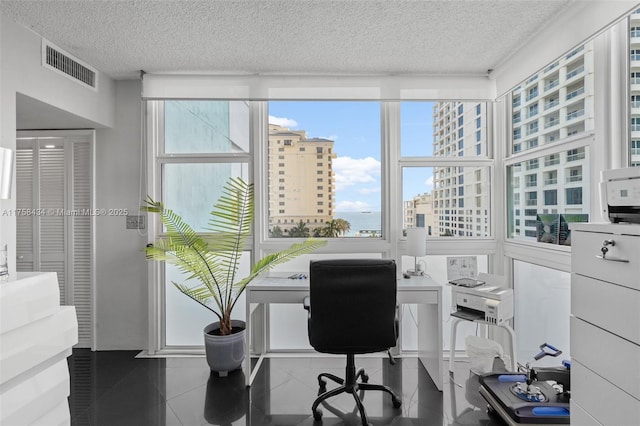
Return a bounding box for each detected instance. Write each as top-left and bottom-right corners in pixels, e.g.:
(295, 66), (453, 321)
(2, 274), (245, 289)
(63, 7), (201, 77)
(67, 349), (503, 426)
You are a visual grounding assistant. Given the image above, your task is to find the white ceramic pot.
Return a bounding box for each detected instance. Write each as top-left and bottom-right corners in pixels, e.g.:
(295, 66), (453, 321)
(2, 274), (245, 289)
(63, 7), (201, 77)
(203, 320), (246, 377)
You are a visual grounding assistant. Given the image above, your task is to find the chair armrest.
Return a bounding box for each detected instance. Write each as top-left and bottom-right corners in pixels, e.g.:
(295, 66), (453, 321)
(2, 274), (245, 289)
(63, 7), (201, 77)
(303, 296), (310, 311)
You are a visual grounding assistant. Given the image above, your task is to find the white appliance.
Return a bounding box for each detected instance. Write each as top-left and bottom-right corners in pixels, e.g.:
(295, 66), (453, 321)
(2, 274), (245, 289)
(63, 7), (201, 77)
(452, 284), (514, 325)
(601, 167), (640, 224)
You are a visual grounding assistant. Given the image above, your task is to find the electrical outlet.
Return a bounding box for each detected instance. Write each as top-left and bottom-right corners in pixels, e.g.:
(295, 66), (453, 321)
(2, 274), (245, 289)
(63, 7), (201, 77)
(126, 215), (145, 230)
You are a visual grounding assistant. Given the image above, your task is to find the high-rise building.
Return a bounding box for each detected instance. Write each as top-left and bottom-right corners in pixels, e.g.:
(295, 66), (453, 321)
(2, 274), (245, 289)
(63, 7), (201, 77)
(268, 124), (336, 235)
(431, 40), (593, 242)
(432, 102), (491, 237)
(630, 9), (640, 167)
(508, 41), (593, 242)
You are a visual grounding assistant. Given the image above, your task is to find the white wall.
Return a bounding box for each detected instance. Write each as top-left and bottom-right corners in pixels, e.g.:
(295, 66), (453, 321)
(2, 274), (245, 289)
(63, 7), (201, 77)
(0, 13), (115, 272)
(94, 80), (147, 350)
(0, 13), (148, 350)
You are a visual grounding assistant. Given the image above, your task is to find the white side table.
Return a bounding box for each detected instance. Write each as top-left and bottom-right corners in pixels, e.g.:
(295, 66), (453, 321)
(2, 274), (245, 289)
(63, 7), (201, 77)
(448, 315), (517, 372)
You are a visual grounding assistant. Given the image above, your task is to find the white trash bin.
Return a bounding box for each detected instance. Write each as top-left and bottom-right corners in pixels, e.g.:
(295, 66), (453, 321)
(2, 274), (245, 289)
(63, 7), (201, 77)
(465, 335), (504, 374)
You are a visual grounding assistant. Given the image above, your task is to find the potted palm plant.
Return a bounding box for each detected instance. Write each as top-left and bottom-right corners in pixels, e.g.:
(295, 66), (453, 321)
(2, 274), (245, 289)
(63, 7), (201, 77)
(143, 177), (326, 376)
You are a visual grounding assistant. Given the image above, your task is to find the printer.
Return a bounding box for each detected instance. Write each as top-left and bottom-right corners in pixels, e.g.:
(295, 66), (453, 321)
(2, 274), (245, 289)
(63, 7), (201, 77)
(452, 284), (514, 325)
(601, 167), (640, 224)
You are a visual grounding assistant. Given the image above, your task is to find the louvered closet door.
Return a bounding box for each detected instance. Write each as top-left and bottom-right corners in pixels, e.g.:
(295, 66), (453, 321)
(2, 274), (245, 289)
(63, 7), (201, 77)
(15, 147), (34, 271)
(16, 133), (93, 348)
(39, 144), (67, 303)
(71, 140), (92, 346)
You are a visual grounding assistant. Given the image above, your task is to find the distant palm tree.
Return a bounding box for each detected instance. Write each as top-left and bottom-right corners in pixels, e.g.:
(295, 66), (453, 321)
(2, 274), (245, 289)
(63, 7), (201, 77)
(270, 226), (284, 237)
(320, 219), (341, 237)
(288, 220), (310, 237)
(319, 218), (352, 237)
(335, 218), (351, 236)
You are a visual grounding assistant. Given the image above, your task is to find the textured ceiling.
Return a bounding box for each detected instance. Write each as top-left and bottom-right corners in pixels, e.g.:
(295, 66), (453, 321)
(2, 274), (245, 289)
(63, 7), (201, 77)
(1, 0), (575, 80)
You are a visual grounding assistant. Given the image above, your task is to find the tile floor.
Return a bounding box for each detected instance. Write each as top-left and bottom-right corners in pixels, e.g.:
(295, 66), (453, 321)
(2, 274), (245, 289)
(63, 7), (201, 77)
(67, 349), (504, 426)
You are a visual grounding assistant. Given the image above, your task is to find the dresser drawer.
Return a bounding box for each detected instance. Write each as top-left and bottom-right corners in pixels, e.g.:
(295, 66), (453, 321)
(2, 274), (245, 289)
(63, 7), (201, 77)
(571, 274), (640, 345)
(571, 231), (640, 290)
(571, 359), (640, 426)
(571, 316), (640, 399)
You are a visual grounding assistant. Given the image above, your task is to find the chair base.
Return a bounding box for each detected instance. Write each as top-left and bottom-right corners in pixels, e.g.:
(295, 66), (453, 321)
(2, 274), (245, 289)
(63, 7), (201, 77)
(311, 354), (402, 426)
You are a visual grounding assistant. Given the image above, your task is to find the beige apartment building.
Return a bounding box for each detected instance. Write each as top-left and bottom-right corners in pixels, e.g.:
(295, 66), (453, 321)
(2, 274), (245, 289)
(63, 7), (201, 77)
(268, 124), (336, 235)
(403, 193), (437, 236)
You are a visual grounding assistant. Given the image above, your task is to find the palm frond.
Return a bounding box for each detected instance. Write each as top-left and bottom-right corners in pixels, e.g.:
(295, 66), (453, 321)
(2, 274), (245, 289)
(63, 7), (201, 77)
(143, 198), (220, 297)
(173, 282), (222, 321)
(230, 238), (327, 309)
(205, 177), (254, 307)
(144, 177), (325, 334)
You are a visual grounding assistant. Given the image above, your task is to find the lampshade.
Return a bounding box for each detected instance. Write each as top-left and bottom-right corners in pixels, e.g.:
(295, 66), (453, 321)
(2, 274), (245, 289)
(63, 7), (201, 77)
(406, 227), (427, 257)
(0, 148), (13, 200)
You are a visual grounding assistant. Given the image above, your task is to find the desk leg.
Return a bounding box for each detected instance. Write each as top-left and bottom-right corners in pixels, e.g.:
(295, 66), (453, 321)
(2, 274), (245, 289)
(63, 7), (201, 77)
(245, 302), (266, 387)
(500, 323), (518, 371)
(418, 302), (443, 391)
(244, 297), (252, 386)
(448, 317), (464, 373)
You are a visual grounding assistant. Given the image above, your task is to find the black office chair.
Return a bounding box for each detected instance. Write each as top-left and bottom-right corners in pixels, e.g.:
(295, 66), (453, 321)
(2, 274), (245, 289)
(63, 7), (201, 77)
(304, 259), (402, 425)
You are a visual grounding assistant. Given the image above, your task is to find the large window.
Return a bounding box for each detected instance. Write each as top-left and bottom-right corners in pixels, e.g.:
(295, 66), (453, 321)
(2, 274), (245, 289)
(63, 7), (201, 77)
(149, 98), (496, 351)
(507, 148), (589, 245)
(506, 41), (593, 245)
(267, 101), (381, 238)
(403, 167), (491, 237)
(511, 42), (593, 156)
(154, 100), (251, 346)
(400, 101), (492, 238)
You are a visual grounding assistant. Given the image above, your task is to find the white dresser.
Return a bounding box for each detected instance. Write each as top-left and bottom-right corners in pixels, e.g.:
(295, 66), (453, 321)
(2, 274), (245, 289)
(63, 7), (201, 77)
(0, 272), (78, 426)
(570, 223), (640, 425)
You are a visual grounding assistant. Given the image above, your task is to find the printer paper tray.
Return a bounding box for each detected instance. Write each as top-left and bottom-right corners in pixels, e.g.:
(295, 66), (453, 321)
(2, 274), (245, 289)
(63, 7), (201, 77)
(451, 309), (485, 321)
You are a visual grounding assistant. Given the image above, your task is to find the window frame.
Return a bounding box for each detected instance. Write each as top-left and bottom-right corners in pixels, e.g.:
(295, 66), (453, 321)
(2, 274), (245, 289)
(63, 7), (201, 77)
(146, 100), (254, 353)
(502, 22), (624, 274)
(398, 101), (497, 256)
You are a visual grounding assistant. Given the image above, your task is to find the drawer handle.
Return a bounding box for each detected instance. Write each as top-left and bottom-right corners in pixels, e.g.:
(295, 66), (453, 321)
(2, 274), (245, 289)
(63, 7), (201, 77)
(597, 239), (628, 262)
(595, 255), (629, 263)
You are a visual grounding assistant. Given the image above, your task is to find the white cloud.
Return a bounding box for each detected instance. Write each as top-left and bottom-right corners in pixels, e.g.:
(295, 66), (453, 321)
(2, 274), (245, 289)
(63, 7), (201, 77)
(336, 200), (371, 212)
(358, 187), (381, 195)
(268, 115), (298, 128)
(333, 156), (381, 190)
(424, 176), (434, 191)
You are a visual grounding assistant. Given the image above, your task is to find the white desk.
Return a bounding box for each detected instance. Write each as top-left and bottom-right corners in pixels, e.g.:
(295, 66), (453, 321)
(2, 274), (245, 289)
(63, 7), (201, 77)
(244, 274), (443, 390)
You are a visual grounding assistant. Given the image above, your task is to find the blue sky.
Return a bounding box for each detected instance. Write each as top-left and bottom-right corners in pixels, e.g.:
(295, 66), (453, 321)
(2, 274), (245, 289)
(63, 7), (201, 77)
(269, 101), (435, 212)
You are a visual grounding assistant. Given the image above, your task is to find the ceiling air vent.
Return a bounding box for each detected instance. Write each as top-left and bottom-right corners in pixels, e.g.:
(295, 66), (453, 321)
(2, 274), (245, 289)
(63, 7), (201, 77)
(42, 40), (98, 90)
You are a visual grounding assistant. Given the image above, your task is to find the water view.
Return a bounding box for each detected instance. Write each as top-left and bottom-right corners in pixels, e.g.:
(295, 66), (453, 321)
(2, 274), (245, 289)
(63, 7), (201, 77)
(335, 211), (382, 237)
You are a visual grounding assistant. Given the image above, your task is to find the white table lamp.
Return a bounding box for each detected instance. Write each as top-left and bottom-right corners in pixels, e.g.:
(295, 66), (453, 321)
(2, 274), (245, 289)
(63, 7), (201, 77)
(406, 227), (427, 276)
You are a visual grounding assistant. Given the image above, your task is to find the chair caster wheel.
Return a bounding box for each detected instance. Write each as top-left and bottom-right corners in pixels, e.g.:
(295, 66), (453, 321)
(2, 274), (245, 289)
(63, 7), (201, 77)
(361, 373), (369, 383)
(392, 397), (402, 408)
(313, 408), (323, 421)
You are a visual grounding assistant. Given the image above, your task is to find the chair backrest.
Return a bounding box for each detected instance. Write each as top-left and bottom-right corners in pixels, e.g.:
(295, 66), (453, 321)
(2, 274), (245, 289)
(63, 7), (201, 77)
(308, 258), (397, 354)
